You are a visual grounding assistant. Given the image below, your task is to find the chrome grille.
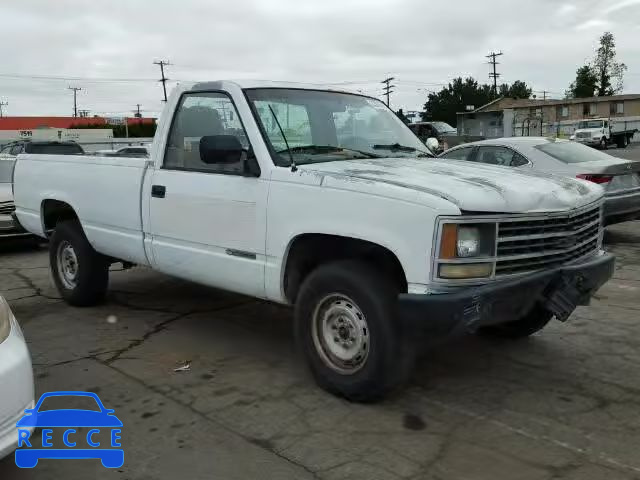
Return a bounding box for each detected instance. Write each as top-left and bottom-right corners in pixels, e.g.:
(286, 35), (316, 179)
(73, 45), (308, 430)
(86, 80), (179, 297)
(576, 132), (592, 139)
(496, 204), (601, 276)
(0, 202), (15, 215)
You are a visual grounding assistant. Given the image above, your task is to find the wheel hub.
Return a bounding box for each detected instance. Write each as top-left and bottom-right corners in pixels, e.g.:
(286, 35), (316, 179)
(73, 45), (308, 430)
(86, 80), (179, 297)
(56, 241), (79, 289)
(312, 294), (369, 375)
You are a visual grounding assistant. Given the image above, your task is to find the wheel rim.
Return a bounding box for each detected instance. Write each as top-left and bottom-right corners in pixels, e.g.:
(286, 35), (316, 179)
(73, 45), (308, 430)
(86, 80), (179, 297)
(311, 293), (369, 375)
(56, 240), (79, 289)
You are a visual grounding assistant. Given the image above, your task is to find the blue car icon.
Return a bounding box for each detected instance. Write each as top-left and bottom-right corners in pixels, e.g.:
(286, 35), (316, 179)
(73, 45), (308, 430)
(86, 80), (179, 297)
(15, 391), (124, 468)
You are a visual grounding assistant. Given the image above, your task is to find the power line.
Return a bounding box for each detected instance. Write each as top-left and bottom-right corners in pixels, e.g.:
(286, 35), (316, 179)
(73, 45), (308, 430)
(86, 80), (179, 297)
(153, 60), (171, 102)
(0, 73), (157, 83)
(381, 77), (395, 107)
(486, 51), (504, 95)
(68, 86), (82, 117)
(0, 101), (7, 117)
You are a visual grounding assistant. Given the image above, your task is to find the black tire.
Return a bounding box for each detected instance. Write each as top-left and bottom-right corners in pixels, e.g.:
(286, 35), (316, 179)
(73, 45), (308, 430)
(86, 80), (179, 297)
(600, 137), (608, 150)
(294, 260), (414, 402)
(477, 305), (553, 339)
(50, 220), (109, 306)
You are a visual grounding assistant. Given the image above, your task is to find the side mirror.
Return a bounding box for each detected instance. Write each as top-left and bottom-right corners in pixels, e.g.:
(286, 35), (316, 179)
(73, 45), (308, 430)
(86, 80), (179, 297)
(426, 137), (439, 153)
(199, 135), (244, 164)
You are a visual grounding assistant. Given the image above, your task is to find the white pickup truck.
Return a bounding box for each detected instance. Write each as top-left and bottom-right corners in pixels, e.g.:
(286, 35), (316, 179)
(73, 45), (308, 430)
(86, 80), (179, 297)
(14, 81), (614, 401)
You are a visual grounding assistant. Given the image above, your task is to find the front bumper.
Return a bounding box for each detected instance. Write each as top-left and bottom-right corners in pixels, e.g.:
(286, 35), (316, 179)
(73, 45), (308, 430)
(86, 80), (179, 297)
(575, 137), (601, 146)
(398, 252), (614, 336)
(603, 191), (640, 225)
(0, 312), (35, 460)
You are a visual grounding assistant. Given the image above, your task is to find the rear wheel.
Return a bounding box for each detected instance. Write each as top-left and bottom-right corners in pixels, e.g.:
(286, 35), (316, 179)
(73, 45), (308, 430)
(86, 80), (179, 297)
(478, 305), (553, 339)
(622, 135), (629, 148)
(294, 260), (414, 402)
(50, 220), (109, 306)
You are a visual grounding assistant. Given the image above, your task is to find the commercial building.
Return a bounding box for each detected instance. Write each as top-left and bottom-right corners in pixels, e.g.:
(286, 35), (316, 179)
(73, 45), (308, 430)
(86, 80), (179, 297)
(456, 94), (640, 141)
(0, 116), (156, 150)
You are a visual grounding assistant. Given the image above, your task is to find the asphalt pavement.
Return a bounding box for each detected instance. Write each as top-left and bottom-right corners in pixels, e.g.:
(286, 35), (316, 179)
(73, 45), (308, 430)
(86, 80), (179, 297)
(1, 144), (640, 479)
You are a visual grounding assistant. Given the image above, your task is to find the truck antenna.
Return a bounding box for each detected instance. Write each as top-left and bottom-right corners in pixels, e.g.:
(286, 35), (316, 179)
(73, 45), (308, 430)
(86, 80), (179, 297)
(268, 105), (297, 172)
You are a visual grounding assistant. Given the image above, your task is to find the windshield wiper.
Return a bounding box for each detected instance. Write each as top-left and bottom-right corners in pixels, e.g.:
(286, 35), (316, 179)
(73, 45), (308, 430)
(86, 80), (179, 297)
(372, 143), (432, 157)
(277, 145), (380, 159)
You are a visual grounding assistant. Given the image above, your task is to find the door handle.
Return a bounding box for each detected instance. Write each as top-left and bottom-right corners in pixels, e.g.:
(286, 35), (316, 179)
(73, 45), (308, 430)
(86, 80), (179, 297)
(151, 185), (166, 198)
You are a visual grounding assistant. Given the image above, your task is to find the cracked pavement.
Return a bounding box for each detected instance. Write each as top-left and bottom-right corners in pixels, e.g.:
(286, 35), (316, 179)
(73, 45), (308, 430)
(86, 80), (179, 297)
(1, 220), (639, 479)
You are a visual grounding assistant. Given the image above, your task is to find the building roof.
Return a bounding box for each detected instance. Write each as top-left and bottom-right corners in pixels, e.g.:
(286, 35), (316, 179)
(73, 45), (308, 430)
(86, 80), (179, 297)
(0, 116), (155, 130)
(459, 93), (640, 115)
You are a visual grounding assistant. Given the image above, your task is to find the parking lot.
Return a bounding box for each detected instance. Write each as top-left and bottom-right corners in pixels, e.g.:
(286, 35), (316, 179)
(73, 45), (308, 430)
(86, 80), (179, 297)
(1, 145), (639, 480)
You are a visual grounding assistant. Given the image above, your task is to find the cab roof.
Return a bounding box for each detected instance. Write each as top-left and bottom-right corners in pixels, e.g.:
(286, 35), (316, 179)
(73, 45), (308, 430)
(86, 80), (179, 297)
(187, 79), (359, 95)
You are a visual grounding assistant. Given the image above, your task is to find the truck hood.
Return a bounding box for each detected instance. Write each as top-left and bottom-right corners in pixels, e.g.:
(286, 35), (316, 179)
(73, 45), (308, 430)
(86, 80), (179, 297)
(300, 157), (602, 213)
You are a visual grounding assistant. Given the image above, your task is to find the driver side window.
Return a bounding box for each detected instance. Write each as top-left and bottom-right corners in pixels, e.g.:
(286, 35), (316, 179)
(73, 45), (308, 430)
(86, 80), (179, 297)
(164, 92), (249, 175)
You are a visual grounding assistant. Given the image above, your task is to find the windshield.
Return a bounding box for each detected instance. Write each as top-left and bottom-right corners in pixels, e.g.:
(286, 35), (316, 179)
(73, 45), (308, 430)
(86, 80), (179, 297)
(0, 159), (15, 183)
(430, 121), (456, 133)
(578, 120), (604, 129)
(245, 88), (431, 166)
(535, 139), (614, 163)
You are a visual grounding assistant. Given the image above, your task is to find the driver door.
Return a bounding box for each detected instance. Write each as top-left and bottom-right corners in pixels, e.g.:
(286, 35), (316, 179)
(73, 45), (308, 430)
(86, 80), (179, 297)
(148, 91), (267, 298)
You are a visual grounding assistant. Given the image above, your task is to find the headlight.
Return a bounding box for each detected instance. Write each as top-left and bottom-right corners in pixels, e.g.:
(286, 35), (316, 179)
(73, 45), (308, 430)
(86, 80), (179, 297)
(435, 222), (497, 281)
(0, 296), (12, 343)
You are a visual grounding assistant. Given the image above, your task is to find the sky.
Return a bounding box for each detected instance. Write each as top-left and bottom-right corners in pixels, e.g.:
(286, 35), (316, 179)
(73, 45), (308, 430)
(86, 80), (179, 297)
(0, 0), (639, 119)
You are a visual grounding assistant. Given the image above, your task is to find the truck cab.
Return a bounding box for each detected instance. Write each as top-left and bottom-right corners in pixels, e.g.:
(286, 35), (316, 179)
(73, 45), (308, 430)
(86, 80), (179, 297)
(573, 118), (610, 148)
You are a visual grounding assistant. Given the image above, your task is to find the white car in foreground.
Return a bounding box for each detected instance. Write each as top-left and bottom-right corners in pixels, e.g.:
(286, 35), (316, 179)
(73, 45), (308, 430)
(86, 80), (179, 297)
(0, 296), (34, 459)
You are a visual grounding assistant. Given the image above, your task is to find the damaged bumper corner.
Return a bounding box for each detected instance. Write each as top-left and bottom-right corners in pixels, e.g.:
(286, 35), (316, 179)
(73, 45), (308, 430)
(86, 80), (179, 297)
(398, 252), (615, 337)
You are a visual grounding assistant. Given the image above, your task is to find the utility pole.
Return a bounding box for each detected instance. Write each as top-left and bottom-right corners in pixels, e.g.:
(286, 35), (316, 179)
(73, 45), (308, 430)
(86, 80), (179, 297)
(381, 77), (395, 107)
(0, 101), (7, 118)
(68, 86), (82, 117)
(541, 90), (548, 101)
(486, 51), (503, 95)
(134, 104), (142, 118)
(153, 60), (170, 102)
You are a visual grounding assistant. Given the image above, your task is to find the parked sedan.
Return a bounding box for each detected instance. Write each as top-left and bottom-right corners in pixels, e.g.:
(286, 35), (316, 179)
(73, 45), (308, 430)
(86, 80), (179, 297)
(0, 140), (85, 159)
(0, 296), (35, 460)
(1, 158), (32, 240)
(440, 137), (640, 225)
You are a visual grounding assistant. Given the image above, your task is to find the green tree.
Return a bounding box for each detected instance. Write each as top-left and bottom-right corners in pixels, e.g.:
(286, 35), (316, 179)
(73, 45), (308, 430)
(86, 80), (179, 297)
(421, 77), (493, 127)
(498, 80), (532, 99)
(71, 121), (157, 138)
(566, 65), (598, 98)
(593, 31), (627, 96)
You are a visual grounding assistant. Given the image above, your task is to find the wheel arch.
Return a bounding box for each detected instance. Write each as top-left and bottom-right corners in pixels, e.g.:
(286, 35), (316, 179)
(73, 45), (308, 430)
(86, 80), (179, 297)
(40, 199), (80, 237)
(281, 233), (408, 304)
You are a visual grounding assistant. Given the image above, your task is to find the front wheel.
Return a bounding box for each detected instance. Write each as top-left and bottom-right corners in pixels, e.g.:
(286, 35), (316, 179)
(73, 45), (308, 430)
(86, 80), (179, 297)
(600, 137), (608, 150)
(477, 305), (553, 339)
(50, 220), (109, 306)
(294, 260), (414, 402)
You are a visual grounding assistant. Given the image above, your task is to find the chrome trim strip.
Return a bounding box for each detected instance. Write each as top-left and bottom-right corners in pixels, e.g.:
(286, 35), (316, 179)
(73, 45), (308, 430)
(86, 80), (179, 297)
(498, 218), (600, 243)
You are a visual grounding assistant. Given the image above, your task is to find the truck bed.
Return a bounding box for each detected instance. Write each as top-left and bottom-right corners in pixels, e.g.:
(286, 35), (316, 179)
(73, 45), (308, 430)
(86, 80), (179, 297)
(13, 154), (151, 265)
